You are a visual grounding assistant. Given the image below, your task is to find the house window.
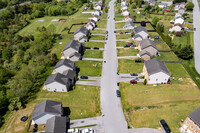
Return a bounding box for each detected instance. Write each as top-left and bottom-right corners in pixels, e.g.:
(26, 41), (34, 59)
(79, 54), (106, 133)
(191, 126), (193, 129)
(189, 118), (192, 121)
(199, 126), (200, 130)
(62, 89), (64, 91)
(156, 79), (158, 81)
(195, 130), (198, 133)
(186, 121), (189, 125)
(48, 88), (50, 90)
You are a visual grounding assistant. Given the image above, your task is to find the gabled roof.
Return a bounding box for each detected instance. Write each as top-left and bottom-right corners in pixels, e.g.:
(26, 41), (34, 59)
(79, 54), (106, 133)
(125, 21), (135, 28)
(69, 52), (81, 59)
(175, 16), (184, 20)
(144, 58), (170, 76)
(134, 26), (148, 34)
(74, 26), (89, 36)
(139, 38), (157, 50)
(79, 35), (88, 41)
(63, 69), (76, 80)
(63, 40), (82, 51)
(188, 107), (200, 127)
(31, 100), (63, 120)
(173, 23), (183, 28)
(133, 34), (143, 39)
(45, 116), (67, 133)
(55, 59), (75, 69)
(139, 50), (152, 57)
(45, 73), (70, 85)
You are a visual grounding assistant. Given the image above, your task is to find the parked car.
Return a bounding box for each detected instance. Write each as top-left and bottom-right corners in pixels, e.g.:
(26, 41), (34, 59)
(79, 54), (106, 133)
(127, 43), (133, 46)
(188, 21), (192, 23)
(132, 10), (135, 12)
(154, 36), (159, 39)
(130, 80), (137, 84)
(85, 47), (91, 49)
(106, 31), (108, 34)
(124, 44), (129, 48)
(160, 120), (172, 133)
(194, 28), (196, 31)
(116, 90), (121, 97)
(186, 16), (190, 18)
(120, 32), (123, 34)
(80, 76), (88, 79)
(93, 47), (99, 50)
(114, 31), (116, 33)
(20, 116), (28, 122)
(135, 60), (142, 63)
(130, 73), (138, 76)
(130, 44), (136, 47)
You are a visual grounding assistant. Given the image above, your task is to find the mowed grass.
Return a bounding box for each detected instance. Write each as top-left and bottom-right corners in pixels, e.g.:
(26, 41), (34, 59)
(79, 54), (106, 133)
(118, 59), (143, 73)
(83, 50), (103, 58)
(0, 85), (100, 133)
(172, 32), (194, 48)
(84, 42), (104, 48)
(115, 22), (125, 29)
(116, 41), (132, 47)
(156, 52), (179, 61)
(166, 63), (189, 77)
(116, 34), (131, 39)
(119, 82), (200, 133)
(96, 20), (107, 29)
(75, 60), (102, 76)
(90, 35), (105, 40)
(156, 43), (171, 51)
(115, 15), (124, 21)
(117, 48), (138, 56)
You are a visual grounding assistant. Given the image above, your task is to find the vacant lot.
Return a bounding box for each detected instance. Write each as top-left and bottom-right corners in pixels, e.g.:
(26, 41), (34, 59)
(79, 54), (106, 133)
(172, 32), (194, 48)
(117, 48), (138, 56)
(84, 42), (105, 48)
(118, 59), (143, 74)
(90, 35), (105, 40)
(83, 50), (103, 58)
(0, 85), (100, 133)
(120, 82), (200, 133)
(96, 20), (107, 29)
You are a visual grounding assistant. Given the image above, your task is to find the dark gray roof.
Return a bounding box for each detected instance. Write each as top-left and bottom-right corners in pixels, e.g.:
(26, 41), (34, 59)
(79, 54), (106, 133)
(175, 16), (184, 20)
(144, 58), (170, 76)
(74, 26), (89, 35)
(63, 69), (76, 80)
(55, 59), (75, 69)
(133, 34), (143, 39)
(63, 40), (82, 51)
(79, 35), (88, 41)
(69, 52), (81, 59)
(45, 73), (70, 85)
(125, 21), (135, 28)
(134, 26), (148, 34)
(188, 107), (200, 127)
(31, 100), (63, 120)
(139, 38), (157, 50)
(139, 50), (152, 57)
(45, 116), (67, 133)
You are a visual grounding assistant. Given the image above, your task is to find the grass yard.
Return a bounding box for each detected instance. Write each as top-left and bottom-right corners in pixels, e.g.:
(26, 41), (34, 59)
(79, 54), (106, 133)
(156, 43), (171, 51)
(84, 42), (104, 48)
(96, 20), (107, 29)
(116, 41), (132, 47)
(156, 52), (179, 61)
(134, 23), (155, 31)
(0, 85), (100, 133)
(91, 29), (106, 34)
(83, 50), (103, 58)
(172, 32), (194, 48)
(99, 13), (108, 19)
(117, 48), (138, 56)
(116, 34), (131, 39)
(119, 82), (200, 133)
(166, 63), (189, 77)
(90, 35), (105, 40)
(118, 59), (144, 74)
(75, 60), (102, 76)
(115, 15), (124, 21)
(115, 22), (125, 29)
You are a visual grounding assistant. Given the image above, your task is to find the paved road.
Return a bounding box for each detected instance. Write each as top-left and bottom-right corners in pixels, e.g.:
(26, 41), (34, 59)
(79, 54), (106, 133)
(100, 0), (129, 133)
(86, 48), (104, 51)
(129, 128), (165, 133)
(0, 1), (31, 11)
(76, 81), (100, 86)
(82, 58), (103, 61)
(117, 56), (138, 59)
(192, 0), (200, 74)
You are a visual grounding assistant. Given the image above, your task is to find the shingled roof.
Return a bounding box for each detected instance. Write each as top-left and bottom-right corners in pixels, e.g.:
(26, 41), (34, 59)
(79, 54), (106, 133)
(188, 107), (200, 127)
(45, 116), (67, 133)
(63, 69), (76, 80)
(144, 58), (170, 76)
(74, 26), (89, 36)
(125, 21), (135, 28)
(31, 100), (63, 120)
(55, 59), (75, 69)
(139, 38), (157, 50)
(45, 73), (70, 85)
(139, 50), (152, 57)
(69, 52), (81, 59)
(134, 26), (148, 34)
(63, 40), (82, 51)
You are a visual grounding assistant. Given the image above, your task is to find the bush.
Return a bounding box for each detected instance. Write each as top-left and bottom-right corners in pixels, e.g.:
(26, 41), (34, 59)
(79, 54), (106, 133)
(177, 45), (193, 60)
(143, 79), (147, 85)
(152, 17), (159, 26)
(140, 21), (146, 26)
(186, 2), (194, 11)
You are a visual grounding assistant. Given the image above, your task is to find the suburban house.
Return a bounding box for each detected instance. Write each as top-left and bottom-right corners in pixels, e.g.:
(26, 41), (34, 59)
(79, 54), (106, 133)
(169, 23), (183, 32)
(54, 59), (75, 74)
(136, 38), (158, 56)
(124, 15), (132, 22)
(88, 20), (96, 27)
(143, 58), (170, 84)
(181, 107), (200, 133)
(161, 1), (173, 6)
(45, 73), (72, 92)
(92, 10), (100, 17)
(124, 20), (135, 29)
(175, 13), (182, 18)
(91, 15), (99, 22)
(86, 22), (94, 30)
(175, 16), (184, 25)
(144, 0), (156, 6)
(68, 52), (82, 61)
(121, 1), (127, 7)
(94, 5), (102, 10)
(63, 69), (76, 85)
(121, 6), (128, 11)
(158, 3), (167, 8)
(74, 26), (90, 42)
(31, 100), (63, 125)
(132, 26), (149, 41)
(138, 50), (152, 60)
(45, 116), (68, 133)
(178, 7), (185, 15)
(174, 2), (186, 11)
(122, 9), (129, 16)
(63, 40), (83, 61)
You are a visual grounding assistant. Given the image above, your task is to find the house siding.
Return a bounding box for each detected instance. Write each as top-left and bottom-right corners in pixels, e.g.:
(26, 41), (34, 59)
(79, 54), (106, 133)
(46, 81), (68, 92)
(137, 31), (148, 39)
(181, 117), (200, 133)
(55, 66), (73, 74)
(63, 48), (77, 59)
(147, 72), (170, 84)
(74, 32), (85, 40)
(70, 56), (80, 61)
(143, 47), (157, 56)
(140, 54), (151, 60)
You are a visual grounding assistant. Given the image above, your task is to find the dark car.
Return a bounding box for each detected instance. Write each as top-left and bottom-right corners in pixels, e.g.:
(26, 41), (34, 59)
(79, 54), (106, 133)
(20, 116), (28, 122)
(80, 76), (88, 79)
(130, 73), (138, 76)
(132, 10), (135, 12)
(194, 28), (196, 31)
(130, 44), (136, 47)
(188, 21), (192, 23)
(93, 47), (99, 50)
(160, 120), (172, 133)
(154, 36), (159, 39)
(127, 43), (133, 46)
(106, 31), (108, 34)
(124, 45), (129, 48)
(85, 47), (91, 49)
(114, 31), (116, 33)
(130, 80), (137, 84)
(116, 90), (121, 97)
(120, 32), (123, 34)
(135, 60), (142, 63)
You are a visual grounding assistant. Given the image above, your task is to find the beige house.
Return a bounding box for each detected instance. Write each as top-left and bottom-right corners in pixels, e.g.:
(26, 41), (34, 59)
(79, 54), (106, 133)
(74, 26), (90, 42)
(139, 50), (152, 60)
(133, 26), (149, 41)
(181, 107), (200, 133)
(143, 58), (170, 84)
(169, 23), (183, 33)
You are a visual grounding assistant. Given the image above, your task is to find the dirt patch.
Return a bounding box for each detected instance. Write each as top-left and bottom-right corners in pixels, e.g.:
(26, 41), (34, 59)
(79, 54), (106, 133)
(58, 19), (67, 23)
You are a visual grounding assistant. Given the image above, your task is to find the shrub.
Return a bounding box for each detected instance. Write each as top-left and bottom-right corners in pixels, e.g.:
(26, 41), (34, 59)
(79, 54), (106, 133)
(143, 79), (147, 85)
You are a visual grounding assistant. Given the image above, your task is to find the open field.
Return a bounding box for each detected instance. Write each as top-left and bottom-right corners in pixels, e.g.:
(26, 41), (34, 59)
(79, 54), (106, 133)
(0, 85), (100, 133)
(156, 52), (180, 61)
(90, 35), (105, 40)
(120, 82), (200, 133)
(172, 32), (194, 48)
(118, 59), (143, 74)
(84, 42), (105, 48)
(83, 50), (103, 58)
(117, 48), (138, 56)
(96, 20), (107, 29)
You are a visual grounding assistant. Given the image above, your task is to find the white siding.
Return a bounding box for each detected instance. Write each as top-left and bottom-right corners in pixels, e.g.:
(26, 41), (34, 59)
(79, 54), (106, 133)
(34, 113), (61, 125)
(46, 81), (68, 92)
(74, 32), (84, 40)
(70, 56), (80, 61)
(63, 48), (77, 59)
(138, 31), (148, 39)
(55, 66), (73, 74)
(147, 72), (170, 84)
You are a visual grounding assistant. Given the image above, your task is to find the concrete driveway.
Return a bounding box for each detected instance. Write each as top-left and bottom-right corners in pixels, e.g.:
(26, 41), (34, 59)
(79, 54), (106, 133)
(82, 58), (103, 61)
(117, 56), (138, 59)
(76, 81), (100, 86)
(89, 40), (105, 42)
(129, 128), (165, 133)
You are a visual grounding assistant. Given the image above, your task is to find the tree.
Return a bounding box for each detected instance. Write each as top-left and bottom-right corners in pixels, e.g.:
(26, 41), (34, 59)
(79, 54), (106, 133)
(186, 2), (194, 11)
(2, 48), (12, 60)
(143, 79), (147, 85)
(177, 45), (193, 60)
(152, 17), (159, 26)
(104, 6), (108, 13)
(140, 21), (146, 26)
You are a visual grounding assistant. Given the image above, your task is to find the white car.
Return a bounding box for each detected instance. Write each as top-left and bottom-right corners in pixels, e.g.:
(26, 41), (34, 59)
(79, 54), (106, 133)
(82, 128), (94, 133)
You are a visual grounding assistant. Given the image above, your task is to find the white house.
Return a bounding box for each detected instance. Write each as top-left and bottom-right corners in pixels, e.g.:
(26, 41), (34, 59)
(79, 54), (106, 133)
(92, 11), (100, 16)
(122, 10), (129, 16)
(31, 100), (63, 125)
(158, 3), (167, 8)
(178, 7), (185, 15)
(74, 26), (90, 41)
(90, 15), (99, 22)
(169, 23), (183, 32)
(121, 1), (127, 7)
(54, 59), (75, 74)
(86, 23), (94, 30)
(124, 20), (135, 29)
(143, 58), (170, 84)
(174, 16), (184, 25)
(124, 15), (132, 22)
(121, 6), (127, 11)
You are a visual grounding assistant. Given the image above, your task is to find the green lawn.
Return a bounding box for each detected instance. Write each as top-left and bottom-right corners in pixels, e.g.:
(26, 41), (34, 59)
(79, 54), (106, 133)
(96, 20), (107, 29)
(90, 35), (105, 40)
(0, 85), (100, 133)
(116, 34), (131, 39)
(75, 60), (102, 76)
(115, 15), (124, 21)
(117, 48), (138, 56)
(115, 22), (125, 29)
(156, 43), (171, 51)
(166, 63), (189, 77)
(119, 82), (200, 133)
(118, 59), (143, 73)
(99, 13), (108, 19)
(83, 50), (103, 58)
(172, 32), (194, 48)
(84, 42), (104, 48)
(91, 29), (106, 34)
(156, 52), (179, 61)
(116, 41), (132, 47)
(134, 23), (155, 31)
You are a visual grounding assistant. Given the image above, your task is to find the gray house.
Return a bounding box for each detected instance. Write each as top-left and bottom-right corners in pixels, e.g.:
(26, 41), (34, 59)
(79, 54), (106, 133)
(54, 59), (75, 74)
(139, 50), (152, 60)
(31, 100), (63, 125)
(63, 69), (76, 85)
(45, 73), (72, 92)
(178, 7), (185, 15)
(124, 20), (135, 29)
(63, 40), (83, 60)
(133, 26), (148, 41)
(69, 52), (82, 61)
(74, 26), (90, 42)
(45, 116), (67, 133)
